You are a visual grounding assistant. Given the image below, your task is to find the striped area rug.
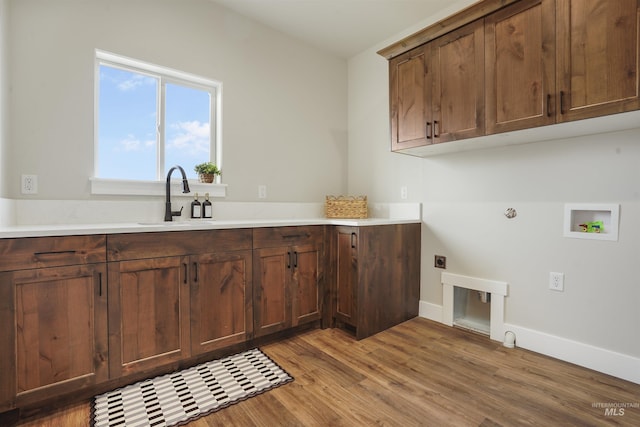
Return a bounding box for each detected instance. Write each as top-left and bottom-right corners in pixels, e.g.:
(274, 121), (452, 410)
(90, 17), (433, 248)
(92, 348), (293, 427)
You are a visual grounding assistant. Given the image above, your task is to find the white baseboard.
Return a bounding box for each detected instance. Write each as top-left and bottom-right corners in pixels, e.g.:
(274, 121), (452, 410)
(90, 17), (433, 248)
(419, 300), (442, 323)
(503, 323), (640, 385)
(418, 300), (640, 385)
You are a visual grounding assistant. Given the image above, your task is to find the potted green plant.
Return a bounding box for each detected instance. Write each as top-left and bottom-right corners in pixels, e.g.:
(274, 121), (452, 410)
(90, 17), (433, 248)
(194, 162), (221, 183)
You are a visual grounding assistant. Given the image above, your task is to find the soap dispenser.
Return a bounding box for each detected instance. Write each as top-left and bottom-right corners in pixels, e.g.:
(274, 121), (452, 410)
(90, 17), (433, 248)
(191, 193), (202, 219)
(202, 192), (213, 219)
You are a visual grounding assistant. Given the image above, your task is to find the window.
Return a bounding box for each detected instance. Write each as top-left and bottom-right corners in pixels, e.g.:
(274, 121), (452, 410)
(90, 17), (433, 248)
(95, 50), (221, 184)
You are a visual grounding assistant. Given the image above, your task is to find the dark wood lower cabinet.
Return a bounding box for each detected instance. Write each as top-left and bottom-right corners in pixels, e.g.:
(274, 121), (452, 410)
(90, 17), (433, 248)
(253, 247), (291, 337)
(0, 264), (108, 409)
(252, 242), (323, 338)
(291, 244), (322, 327)
(190, 250), (253, 355)
(0, 223), (420, 419)
(108, 256), (191, 378)
(106, 229), (254, 378)
(335, 227), (358, 327)
(333, 223), (421, 340)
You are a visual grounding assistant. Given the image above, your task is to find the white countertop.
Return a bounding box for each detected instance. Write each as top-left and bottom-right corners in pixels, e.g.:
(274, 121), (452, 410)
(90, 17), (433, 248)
(0, 217), (421, 239)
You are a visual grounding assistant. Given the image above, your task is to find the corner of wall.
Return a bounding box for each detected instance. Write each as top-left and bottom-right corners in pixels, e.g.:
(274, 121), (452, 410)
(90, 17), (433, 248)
(0, 0), (9, 198)
(0, 197), (15, 226)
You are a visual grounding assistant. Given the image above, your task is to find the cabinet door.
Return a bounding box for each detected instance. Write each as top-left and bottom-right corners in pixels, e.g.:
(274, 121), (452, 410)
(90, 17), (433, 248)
(390, 45), (431, 151)
(356, 224), (421, 340)
(335, 227), (358, 327)
(291, 244), (322, 327)
(108, 256), (190, 377)
(556, 0), (640, 121)
(253, 247), (291, 337)
(432, 19), (485, 142)
(191, 250), (253, 354)
(0, 273), (13, 412)
(1, 264), (108, 407)
(486, 0), (556, 134)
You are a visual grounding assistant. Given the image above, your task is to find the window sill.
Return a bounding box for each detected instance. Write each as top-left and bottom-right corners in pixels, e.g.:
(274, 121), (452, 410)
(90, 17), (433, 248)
(90, 177), (227, 198)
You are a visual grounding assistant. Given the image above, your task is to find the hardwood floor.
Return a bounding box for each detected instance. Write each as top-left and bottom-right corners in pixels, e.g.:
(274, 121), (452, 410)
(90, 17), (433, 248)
(16, 318), (640, 426)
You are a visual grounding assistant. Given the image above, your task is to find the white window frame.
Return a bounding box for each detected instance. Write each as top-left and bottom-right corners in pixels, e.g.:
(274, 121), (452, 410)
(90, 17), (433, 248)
(92, 49), (225, 197)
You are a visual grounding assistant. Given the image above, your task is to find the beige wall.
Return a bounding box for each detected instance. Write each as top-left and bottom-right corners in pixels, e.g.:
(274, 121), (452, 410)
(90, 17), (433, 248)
(7, 0), (347, 201)
(0, 0), (8, 198)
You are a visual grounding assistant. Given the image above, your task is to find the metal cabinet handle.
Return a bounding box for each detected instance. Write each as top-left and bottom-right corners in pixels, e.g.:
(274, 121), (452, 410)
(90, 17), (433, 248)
(560, 91), (565, 115)
(293, 251), (298, 269)
(426, 122), (432, 139)
(193, 262), (198, 282)
(351, 233), (357, 249)
(433, 120), (439, 138)
(34, 250), (77, 256)
(287, 251), (291, 269)
(183, 263), (188, 284)
(546, 94), (552, 117)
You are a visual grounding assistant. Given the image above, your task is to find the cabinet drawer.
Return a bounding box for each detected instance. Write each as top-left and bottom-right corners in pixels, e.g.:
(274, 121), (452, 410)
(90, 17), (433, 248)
(107, 229), (253, 261)
(253, 226), (324, 248)
(0, 235), (106, 272)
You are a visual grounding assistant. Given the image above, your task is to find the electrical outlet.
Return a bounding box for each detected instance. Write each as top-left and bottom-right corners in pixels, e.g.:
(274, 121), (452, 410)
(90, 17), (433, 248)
(434, 255), (447, 269)
(400, 186), (408, 200)
(549, 272), (564, 291)
(21, 174), (38, 194)
(258, 185), (267, 199)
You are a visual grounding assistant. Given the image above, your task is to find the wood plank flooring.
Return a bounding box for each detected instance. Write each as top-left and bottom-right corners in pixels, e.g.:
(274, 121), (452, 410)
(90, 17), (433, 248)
(16, 317), (640, 426)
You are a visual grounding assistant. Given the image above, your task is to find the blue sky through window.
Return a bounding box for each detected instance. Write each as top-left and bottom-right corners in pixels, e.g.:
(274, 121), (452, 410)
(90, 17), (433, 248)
(98, 64), (211, 180)
(164, 83), (211, 177)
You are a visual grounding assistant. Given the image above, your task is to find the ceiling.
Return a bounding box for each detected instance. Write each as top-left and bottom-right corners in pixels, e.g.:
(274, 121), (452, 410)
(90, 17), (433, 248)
(209, 0), (460, 58)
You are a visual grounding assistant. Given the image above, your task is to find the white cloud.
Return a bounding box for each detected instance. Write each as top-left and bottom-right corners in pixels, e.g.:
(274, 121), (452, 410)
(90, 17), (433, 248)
(118, 134), (155, 151)
(167, 121), (210, 155)
(117, 74), (155, 92)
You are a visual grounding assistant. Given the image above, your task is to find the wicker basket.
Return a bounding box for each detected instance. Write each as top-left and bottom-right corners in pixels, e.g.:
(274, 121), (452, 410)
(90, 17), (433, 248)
(325, 196), (368, 219)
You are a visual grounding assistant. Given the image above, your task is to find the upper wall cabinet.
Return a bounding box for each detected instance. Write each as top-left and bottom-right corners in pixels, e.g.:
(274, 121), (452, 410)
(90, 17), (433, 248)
(432, 20), (486, 142)
(390, 46), (429, 151)
(556, 0), (640, 121)
(485, 0), (556, 133)
(382, 0), (640, 155)
(390, 20), (485, 149)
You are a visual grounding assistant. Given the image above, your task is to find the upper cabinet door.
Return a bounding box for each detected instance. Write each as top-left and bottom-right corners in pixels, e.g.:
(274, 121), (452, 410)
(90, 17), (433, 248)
(432, 19), (485, 143)
(389, 45), (431, 151)
(486, 0), (556, 134)
(556, 0), (640, 121)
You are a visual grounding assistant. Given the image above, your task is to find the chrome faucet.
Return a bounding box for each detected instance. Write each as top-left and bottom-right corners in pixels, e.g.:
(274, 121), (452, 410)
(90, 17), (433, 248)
(164, 165), (191, 221)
